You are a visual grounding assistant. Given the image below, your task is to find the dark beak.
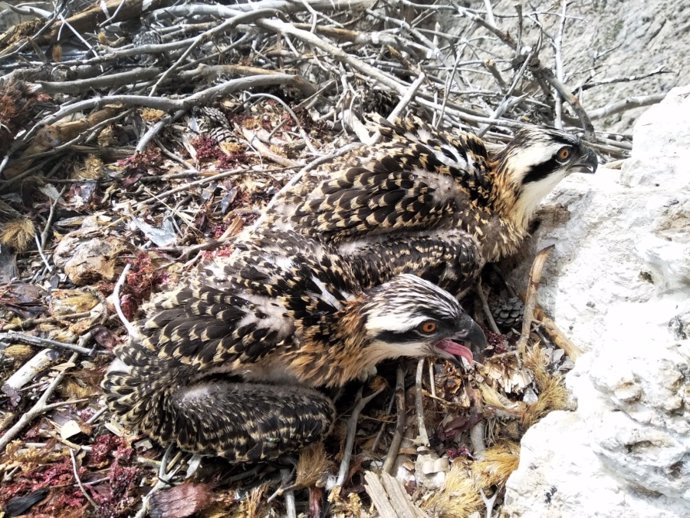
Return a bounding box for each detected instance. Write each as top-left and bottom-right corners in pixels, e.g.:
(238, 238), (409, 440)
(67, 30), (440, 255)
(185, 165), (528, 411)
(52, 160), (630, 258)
(570, 148), (598, 175)
(450, 314), (488, 363)
(458, 317), (488, 357)
(434, 315), (487, 366)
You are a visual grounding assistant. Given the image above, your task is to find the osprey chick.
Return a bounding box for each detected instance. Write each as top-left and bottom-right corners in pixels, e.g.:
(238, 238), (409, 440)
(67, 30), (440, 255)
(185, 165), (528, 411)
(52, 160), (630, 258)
(257, 117), (597, 293)
(104, 231), (485, 462)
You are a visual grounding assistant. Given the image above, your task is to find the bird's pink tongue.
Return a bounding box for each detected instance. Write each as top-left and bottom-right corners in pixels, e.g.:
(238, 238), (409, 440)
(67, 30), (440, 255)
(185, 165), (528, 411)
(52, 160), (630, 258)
(436, 338), (474, 364)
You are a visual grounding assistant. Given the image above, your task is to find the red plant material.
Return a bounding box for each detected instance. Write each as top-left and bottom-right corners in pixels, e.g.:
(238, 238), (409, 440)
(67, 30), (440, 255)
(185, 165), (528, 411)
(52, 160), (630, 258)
(0, 459), (87, 515)
(192, 135), (223, 162)
(87, 434), (127, 467)
(120, 252), (168, 317)
(85, 435), (141, 517)
(92, 461), (141, 517)
(125, 252), (160, 300)
(119, 293), (137, 322)
(218, 149), (250, 169)
(486, 331), (510, 353)
(446, 446), (474, 461)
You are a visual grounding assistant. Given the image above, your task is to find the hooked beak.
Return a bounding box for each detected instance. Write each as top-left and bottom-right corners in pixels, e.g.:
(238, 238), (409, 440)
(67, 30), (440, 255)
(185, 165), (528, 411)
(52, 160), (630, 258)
(433, 316), (487, 365)
(570, 148), (598, 175)
(460, 319), (488, 352)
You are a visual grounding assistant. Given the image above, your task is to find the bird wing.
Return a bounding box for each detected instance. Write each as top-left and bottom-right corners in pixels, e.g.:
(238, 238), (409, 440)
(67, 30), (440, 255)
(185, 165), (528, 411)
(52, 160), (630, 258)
(128, 279), (294, 370)
(286, 119), (492, 242)
(346, 229), (484, 295)
(121, 232), (357, 373)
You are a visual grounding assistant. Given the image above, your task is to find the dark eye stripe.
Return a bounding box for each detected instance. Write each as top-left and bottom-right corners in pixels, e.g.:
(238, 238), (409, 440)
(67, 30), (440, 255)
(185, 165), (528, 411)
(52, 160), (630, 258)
(522, 156), (559, 184)
(374, 330), (421, 343)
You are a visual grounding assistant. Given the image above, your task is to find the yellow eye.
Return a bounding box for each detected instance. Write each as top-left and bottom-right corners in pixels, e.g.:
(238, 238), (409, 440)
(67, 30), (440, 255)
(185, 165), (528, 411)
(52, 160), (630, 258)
(557, 146), (572, 161)
(418, 320), (438, 334)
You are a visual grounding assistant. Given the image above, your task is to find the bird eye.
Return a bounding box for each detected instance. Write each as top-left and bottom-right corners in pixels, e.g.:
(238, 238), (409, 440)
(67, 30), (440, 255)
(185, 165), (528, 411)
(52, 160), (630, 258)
(418, 320), (438, 335)
(556, 146), (572, 161)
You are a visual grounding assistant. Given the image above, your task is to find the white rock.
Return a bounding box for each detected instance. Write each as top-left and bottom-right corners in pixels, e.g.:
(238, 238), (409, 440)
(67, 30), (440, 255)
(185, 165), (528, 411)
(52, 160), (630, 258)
(502, 86), (690, 517)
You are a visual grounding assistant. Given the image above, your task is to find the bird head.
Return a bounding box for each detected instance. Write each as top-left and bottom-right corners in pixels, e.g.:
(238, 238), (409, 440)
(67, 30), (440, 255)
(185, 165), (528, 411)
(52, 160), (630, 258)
(494, 127), (598, 228)
(360, 274), (486, 367)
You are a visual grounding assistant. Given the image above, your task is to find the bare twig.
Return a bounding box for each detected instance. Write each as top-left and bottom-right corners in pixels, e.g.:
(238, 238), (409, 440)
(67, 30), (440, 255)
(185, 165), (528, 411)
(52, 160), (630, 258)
(0, 352), (79, 451)
(553, 0), (568, 129)
(480, 487), (498, 518)
(149, 9), (281, 96)
(534, 307), (583, 360)
(577, 67), (671, 91)
(0, 332), (95, 356)
(113, 264), (137, 337)
(528, 58), (594, 136)
(335, 385), (385, 486)
(281, 468), (297, 518)
(414, 359), (430, 448)
(387, 73), (426, 123)
(2, 349), (56, 404)
(475, 280), (500, 334)
(70, 449), (99, 510)
(588, 93), (665, 119)
(517, 245), (555, 355)
(382, 367), (406, 474)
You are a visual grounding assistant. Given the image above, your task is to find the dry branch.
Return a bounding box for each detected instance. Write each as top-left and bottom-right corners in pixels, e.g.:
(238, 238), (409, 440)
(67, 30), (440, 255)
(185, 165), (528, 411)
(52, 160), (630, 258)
(517, 245), (555, 355)
(589, 94), (666, 119)
(382, 367), (406, 474)
(0, 352), (78, 450)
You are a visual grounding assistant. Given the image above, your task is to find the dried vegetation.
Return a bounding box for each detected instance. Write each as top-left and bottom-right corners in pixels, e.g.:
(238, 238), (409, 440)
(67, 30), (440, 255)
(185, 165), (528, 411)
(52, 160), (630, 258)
(0, 0), (667, 516)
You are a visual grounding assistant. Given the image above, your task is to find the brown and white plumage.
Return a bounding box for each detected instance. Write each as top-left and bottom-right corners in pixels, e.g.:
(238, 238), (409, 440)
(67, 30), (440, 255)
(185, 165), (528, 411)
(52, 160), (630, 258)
(256, 117), (598, 293)
(103, 231), (486, 462)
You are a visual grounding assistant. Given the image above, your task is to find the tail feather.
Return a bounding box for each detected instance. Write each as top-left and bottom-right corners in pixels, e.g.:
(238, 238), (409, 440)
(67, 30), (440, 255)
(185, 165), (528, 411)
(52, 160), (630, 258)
(103, 352), (335, 462)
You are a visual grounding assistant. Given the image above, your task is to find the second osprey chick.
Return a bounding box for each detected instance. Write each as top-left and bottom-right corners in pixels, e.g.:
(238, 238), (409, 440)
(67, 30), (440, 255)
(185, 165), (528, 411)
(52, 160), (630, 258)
(258, 117), (597, 294)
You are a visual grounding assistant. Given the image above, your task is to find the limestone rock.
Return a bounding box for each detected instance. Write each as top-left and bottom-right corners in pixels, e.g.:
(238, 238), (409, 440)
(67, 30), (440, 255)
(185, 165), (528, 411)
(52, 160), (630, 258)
(502, 87), (690, 517)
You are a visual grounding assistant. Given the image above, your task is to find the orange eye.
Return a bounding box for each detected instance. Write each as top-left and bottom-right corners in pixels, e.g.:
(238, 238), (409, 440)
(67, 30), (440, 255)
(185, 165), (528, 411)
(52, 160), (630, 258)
(418, 320), (438, 334)
(557, 146), (572, 161)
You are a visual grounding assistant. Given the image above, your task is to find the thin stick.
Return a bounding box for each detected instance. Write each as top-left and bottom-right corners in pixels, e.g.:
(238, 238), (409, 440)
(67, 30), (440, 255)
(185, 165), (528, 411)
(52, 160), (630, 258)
(0, 352), (78, 451)
(475, 280), (500, 334)
(136, 167), (246, 207)
(33, 233), (53, 273)
(113, 264), (137, 337)
(480, 487), (498, 518)
(2, 349), (56, 402)
(483, 0), (496, 26)
(414, 359), (430, 448)
(0, 332), (95, 356)
(70, 449), (98, 510)
(149, 9), (280, 96)
(588, 93), (665, 119)
(553, 0), (568, 129)
(382, 367), (405, 474)
(281, 468), (297, 518)
(335, 385), (385, 486)
(0, 311), (91, 334)
(387, 72), (426, 122)
(427, 362), (436, 399)
(534, 307), (583, 360)
(516, 245), (554, 355)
